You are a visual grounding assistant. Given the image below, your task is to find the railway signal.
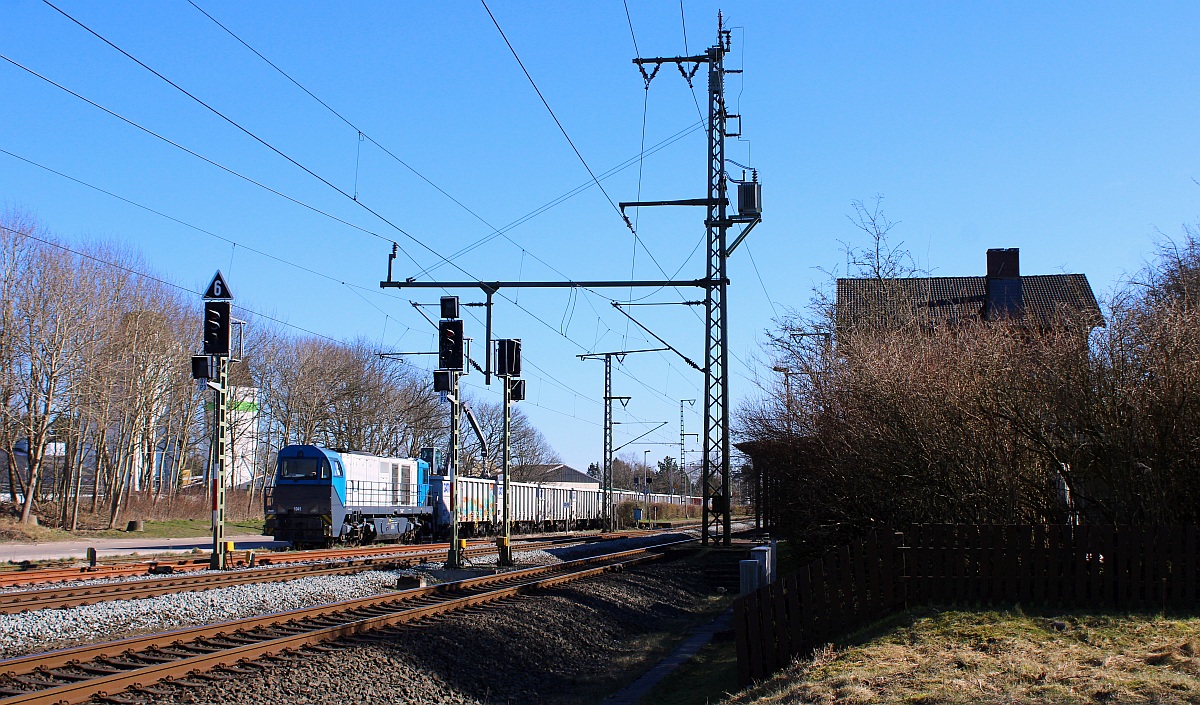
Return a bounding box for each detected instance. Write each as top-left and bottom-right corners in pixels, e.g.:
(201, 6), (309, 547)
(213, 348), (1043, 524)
(433, 305), (468, 569)
(200, 270), (234, 570)
(438, 319), (465, 371)
(202, 301), (230, 356)
(497, 339), (525, 567)
(496, 338), (521, 377)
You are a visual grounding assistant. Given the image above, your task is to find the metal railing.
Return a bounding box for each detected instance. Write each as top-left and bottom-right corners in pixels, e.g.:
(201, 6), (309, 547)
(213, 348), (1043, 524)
(346, 480), (421, 507)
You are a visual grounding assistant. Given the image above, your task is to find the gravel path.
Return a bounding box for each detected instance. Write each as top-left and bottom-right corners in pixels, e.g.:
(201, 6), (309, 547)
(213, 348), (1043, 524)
(150, 547), (730, 705)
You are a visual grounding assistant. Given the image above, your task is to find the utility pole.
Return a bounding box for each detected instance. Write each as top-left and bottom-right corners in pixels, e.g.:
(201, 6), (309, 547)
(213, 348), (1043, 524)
(626, 13), (762, 545)
(434, 297), (467, 569)
(195, 271), (233, 570)
(496, 338), (524, 565)
(448, 370), (463, 568)
(579, 348), (665, 531)
(381, 14), (759, 546)
(680, 398), (696, 508)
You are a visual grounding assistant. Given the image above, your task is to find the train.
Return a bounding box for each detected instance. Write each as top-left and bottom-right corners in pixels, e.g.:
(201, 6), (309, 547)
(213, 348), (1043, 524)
(263, 444), (700, 548)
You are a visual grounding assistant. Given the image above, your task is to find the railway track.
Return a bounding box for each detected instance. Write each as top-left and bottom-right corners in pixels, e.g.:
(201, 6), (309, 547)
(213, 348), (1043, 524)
(0, 536), (595, 614)
(0, 537), (551, 590)
(0, 537), (693, 705)
(0, 526), (699, 589)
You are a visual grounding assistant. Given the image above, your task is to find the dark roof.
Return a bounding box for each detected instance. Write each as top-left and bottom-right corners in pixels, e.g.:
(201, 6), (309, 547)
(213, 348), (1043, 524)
(525, 464), (598, 485)
(836, 274), (1103, 332)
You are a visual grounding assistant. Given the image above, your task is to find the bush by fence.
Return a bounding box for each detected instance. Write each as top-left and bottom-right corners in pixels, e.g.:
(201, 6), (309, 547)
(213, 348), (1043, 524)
(733, 524), (1200, 686)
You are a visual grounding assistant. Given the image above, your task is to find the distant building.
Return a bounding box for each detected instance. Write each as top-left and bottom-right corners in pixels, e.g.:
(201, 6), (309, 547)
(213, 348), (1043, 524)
(520, 463), (600, 490)
(836, 248), (1104, 335)
(206, 386), (261, 488)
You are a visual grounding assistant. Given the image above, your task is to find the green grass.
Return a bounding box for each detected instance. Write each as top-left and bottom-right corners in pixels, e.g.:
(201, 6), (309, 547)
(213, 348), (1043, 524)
(641, 637), (739, 705)
(77, 518), (265, 539)
(0, 518), (264, 543)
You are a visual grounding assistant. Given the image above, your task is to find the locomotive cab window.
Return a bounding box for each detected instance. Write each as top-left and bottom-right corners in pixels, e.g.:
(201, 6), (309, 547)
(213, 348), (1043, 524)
(280, 458), (327, 479)
(333, 461), (344, 478)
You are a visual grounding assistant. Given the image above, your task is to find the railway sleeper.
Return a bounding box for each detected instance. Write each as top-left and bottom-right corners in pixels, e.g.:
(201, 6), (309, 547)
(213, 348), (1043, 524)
(214, 665), (259, 675)
(97, 694), (146, 704)
(11, 675), (56, 688)
(154, 646), (213, 658)
(213, 633), (263, 645)
(167, 678), (214, 688)
(41, 668), (91, 681)
(305, 643), (348, 653)
(98, 657), (151, 669)
(128, 685), (174, 696)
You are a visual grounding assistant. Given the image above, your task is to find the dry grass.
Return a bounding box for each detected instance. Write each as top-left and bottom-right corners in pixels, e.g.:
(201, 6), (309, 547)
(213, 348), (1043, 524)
(727, 608), (1200, 704)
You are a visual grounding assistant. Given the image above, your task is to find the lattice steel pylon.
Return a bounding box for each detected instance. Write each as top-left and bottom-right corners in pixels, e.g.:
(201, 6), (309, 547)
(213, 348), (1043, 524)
(627, 14), (757, 546)
(703, 24), (731, 547)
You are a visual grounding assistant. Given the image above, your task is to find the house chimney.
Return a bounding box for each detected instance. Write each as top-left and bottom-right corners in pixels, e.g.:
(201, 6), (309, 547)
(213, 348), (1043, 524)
(985, 248), (1022, 319)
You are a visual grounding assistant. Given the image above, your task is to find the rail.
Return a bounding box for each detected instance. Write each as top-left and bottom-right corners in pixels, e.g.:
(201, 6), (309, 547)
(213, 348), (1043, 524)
(0, 537), (695, 704)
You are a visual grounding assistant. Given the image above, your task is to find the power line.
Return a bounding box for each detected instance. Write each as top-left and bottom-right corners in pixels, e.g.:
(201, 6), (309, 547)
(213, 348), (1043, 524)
(480, 0), (635, 236)
(0, 52), (417, 261)
(11, 21), (699, 403)
(185, 0), (511, 262)
(0, 223), (347, 347)
(0, 148), (625, 423)
(187, 0), (705, 307)
(38, 1), (485, 281)
(13, 11), (703, 437)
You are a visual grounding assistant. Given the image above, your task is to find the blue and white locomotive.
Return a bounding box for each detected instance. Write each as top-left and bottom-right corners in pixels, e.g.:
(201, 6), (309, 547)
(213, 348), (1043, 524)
(265, 445), (431, 548)
(265, 444), (702, 547)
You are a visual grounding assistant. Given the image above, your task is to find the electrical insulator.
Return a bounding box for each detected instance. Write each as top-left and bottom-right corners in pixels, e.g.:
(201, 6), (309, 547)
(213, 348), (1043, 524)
(438, 319), (464, 370)
(203, 301), (230, 355)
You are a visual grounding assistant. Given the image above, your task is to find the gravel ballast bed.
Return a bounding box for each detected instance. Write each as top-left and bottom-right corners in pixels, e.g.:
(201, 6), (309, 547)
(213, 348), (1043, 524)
(150, 547), (729, 705)
(0, 549), (561, 658)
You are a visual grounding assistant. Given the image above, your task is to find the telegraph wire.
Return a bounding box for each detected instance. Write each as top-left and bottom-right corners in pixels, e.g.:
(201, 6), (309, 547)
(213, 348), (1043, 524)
(744, 242), (783, 318)
(0, 146), (415, 333)
(0, 222), (622, 431)
(0, 148), (619, 421)
(0, 53), (419, 265)
(0, 52), (616, 400)
(13, 18), (700, 404)
(41, 1), (426, 253)
(185, 0), (508, 253)
(480, 0), (635, 236)
(622, 0), (649, 350)
(413, 119), (704, 281)
(17, 10), (702, 441)
(0, 223), (350, 348)
(38, 1), (499, 286)
(0, 141), (681, 426)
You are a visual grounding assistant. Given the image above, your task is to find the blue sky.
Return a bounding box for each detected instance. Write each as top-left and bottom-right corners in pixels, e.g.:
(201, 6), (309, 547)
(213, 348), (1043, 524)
(3, 1), (1198, 473)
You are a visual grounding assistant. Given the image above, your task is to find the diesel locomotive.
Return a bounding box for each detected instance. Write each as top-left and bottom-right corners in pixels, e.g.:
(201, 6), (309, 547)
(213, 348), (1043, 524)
(265, 444), (701, 547)
(264, 445), (431, 548)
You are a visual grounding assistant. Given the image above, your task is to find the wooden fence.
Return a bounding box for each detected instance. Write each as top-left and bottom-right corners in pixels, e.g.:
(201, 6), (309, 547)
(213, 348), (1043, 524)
(733, 524), (1200, 686)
